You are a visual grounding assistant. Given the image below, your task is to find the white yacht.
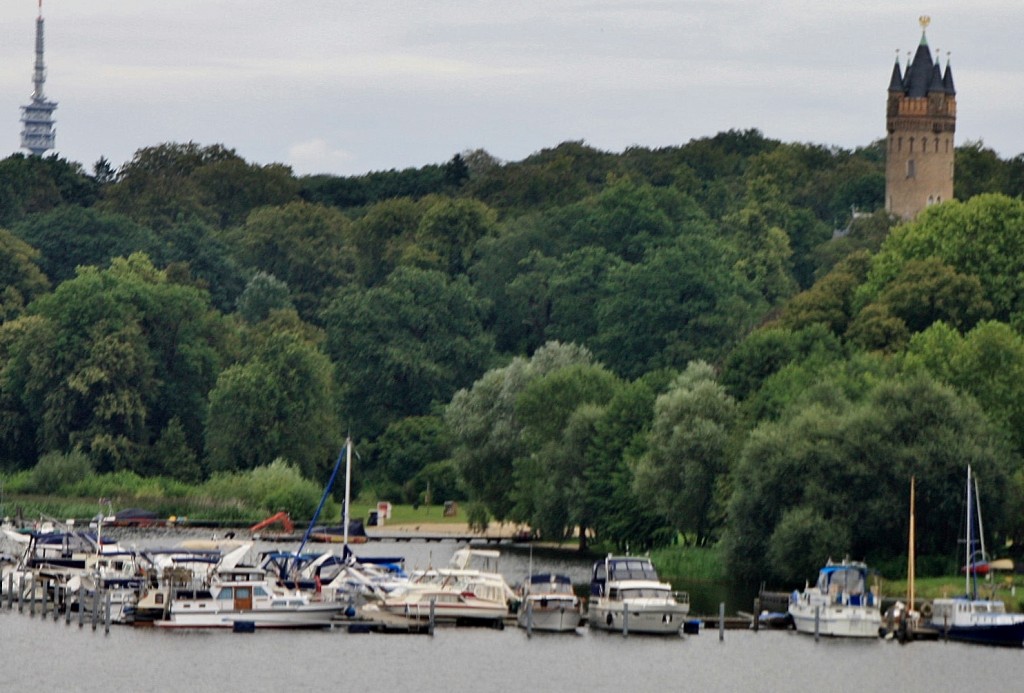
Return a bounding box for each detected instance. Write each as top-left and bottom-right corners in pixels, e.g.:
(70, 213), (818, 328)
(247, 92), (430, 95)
(517, 573), (582, 632)
(788, 559), (881, 638)
(587, 555), (690, 635)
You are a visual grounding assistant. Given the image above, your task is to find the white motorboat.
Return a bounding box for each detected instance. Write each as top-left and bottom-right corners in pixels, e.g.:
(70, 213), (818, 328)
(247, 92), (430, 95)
(788, 559), (881, 638)
(373, 583), (509, 627)
(153, 567), (345, 629)
(587, 555), (690, 635)
(517, 573), (581, 632)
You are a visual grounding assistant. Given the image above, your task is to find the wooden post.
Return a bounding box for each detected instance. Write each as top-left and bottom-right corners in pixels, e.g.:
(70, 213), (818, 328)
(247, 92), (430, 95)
(526, 599), (533, 638)
(622, 602), (629, 637)
(428, 596), (435, 636)
(41, 579), (49, 618)
(29, 578), (36, 617)
(814, 605), (820, 642)
(719, 602), (725, 642)
(753, 598), (760, 633)
(18, 574), (24, 613)
(78, 585), (85, 628)
(105, 590), (112, 635)
(5, 572), (12, 610)
(53, 581), (61, 621)
(92, 589), (100, 631)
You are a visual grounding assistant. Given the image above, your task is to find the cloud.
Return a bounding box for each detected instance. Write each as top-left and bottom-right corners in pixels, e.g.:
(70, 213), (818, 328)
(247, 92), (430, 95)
(286, 138), (355, 176)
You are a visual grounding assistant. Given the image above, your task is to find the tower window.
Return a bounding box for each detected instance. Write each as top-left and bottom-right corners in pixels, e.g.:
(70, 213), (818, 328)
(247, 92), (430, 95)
(909, 137), (915, 153)
(907, 160), (916, 178)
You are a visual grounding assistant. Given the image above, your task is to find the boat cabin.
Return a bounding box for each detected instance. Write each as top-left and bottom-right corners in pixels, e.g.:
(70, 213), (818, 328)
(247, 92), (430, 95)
(590, 556), (660, 597)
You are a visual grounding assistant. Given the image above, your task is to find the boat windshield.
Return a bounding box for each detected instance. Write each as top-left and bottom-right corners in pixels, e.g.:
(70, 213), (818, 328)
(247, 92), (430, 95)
(818, 567), (865, 595)
(608, 559), (659, 582)
(614, 587), (670, 600)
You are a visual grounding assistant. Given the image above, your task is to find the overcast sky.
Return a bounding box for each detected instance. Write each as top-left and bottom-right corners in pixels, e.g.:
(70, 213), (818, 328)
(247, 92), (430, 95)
(2, 1), (1021, 177)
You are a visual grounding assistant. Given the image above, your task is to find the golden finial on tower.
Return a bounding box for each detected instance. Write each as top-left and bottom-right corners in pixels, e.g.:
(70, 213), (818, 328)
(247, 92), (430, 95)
(919, 15), (931, 30)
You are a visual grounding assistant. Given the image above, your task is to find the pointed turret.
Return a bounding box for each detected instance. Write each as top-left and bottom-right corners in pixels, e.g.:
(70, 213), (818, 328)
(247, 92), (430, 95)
(943, 57), (956, 95)
(888, 56), (904, 92)
(928, 57), (946, 94)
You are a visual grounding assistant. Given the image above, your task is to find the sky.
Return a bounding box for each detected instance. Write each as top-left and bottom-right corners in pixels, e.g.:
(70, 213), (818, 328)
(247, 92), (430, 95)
(1, 1), (1022, 177)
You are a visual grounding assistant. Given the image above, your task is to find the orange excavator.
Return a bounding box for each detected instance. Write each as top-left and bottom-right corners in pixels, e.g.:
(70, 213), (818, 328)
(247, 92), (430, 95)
(249, 511), (294, 534)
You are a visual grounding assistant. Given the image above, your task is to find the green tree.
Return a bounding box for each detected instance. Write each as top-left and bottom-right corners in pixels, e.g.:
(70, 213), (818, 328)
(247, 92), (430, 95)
(861, 194), (1024, 321)
(512, 363), (619, 545)
(446, 342), (595, 520)
(0, 254), (226, 472)
(594, 238), (764, 378)
(226, 201), (356, 319)
(11, 206), (162, 284)
(724, 373), (1015, 584)
(634, 362), (737, 544)
(205, 331), (339, 479)
(324, 267), (495, 438)
(0, 228), (50, 322)
(236, 271), (293, 324)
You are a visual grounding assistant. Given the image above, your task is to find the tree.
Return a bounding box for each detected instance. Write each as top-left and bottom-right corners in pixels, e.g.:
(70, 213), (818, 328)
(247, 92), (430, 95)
(410, 197), (497, 276)
(11, 206), (162, 284)
(512, 363), (620, 545)
(323, 267), (495, 438)
(861, 194), (1024, 321)
(0, 153), (98, 225)
(205, 331), (340, 479)
(0, 228), (50, 322)
(0, 254), (226, 472)
(370, 415), (452, 502)
(236, 271), (293, 324)
(446, 342), (596, 520)
(594, 238), (764, 379)
(723, 372), (1015, 584)
(226, 201), (356, 319)
(634, 362), (737, 543)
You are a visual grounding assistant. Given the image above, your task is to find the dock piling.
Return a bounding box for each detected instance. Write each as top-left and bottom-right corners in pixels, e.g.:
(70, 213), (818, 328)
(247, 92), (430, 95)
(719, 602), (725, 642)
(814, 605), (820, 642)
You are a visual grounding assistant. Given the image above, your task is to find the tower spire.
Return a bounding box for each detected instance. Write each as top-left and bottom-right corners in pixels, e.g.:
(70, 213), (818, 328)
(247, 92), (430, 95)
(21, 0), (58, 156)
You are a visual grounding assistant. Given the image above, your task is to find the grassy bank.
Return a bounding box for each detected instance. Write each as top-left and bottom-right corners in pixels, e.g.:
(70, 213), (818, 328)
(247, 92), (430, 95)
(880, 573), (1024, 608)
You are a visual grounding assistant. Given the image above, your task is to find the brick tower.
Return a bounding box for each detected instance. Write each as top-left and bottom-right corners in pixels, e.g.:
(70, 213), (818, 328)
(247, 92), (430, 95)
(885, 17), (956, 220)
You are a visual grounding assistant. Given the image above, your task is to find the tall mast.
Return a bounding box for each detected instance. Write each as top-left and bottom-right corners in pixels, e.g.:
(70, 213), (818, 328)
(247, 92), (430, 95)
(908, 476), (915, 612)
(966, 465), (974, 598)
(20, 0), (58, 156)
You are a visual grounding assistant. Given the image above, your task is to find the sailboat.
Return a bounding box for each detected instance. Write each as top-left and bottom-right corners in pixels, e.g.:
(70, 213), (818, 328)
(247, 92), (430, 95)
(926, 465), (1024, 647)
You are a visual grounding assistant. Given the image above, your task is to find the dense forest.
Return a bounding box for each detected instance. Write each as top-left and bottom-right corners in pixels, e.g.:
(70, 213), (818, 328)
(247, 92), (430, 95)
(2, 131), (1024, 584)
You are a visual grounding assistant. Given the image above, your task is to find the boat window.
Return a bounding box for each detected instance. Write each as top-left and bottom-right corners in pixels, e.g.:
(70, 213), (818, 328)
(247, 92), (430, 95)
(254, 586), (269, 597)
(215, 588), (233, 600)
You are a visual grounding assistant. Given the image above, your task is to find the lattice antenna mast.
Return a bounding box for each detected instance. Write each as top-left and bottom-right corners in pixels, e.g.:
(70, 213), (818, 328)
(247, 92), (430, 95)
(33, 1), (48, 99)
(21, 0), (58, 156)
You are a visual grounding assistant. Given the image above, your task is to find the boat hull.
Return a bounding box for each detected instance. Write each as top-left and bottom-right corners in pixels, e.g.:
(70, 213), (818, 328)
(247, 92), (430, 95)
(154, 604), (344, 629)
(789, 603), (881, 638)
(936, 622), (1024, 647)
(588, 600), (689, 635)
(517, 597), (581, 632)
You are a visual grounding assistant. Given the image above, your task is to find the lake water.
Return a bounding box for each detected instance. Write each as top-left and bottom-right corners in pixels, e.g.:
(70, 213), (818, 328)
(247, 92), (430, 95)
(3, 535), (1020, 692)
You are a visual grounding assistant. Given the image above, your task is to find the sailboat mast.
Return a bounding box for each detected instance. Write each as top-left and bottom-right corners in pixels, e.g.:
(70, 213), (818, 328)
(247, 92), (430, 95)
(343, 436), (353, 546)
(908, 476), (915, 611)
(966, 465), (974, 598)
